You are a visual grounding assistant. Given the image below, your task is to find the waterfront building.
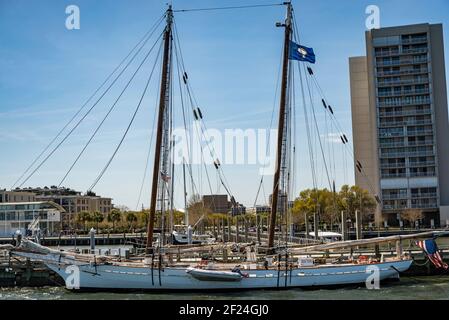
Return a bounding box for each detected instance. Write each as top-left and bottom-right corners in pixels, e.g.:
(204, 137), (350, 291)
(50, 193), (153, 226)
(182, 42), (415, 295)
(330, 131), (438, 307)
(247, 205), (271, 215)
(0, 202), (63, 237)
(349, 23), (449, 227)
(202, 194), (231, 214)
(0, 189), (35, 203)
(12, 187), (113, 230)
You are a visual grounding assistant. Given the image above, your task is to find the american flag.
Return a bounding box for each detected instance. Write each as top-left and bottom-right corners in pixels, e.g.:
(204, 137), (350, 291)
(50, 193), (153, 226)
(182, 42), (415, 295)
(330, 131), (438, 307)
(416, 239), (448, 270)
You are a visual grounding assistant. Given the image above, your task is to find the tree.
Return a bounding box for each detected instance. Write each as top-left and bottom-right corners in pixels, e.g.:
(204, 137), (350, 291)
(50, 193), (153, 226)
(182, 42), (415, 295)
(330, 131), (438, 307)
(91, 211), (104, 230)
(126, 212), (138, 231)
(291, 185), (377, 229)
(107, 209), (122, 231)
(187, 194), (211, 226)
(401, 208), (424, 228)
(337, 185), (376, 221)
(291, 188), (334, 226)
(76, 211), (92, 231)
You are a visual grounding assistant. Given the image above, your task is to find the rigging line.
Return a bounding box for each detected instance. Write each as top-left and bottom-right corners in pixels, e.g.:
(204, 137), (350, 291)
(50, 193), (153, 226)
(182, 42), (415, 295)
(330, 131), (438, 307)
(292, 20), (332, 191)
(58, 32), (164, 187)
(173, 38), (201, 201)
(254, 35), (284, 207)
(297, 59), (317, 190)
(88, 41), (164, 192)
(136, 46), (164, 211)
(172, 35), (200, 200)
(135, 119), (157, 211)
(305, 67), (332, 191)
(17, 28), (165, 189)
(173, 23), (234, 200)
(11, 14), (166, 190)
(173, 36), (193, 182)
(307, 70), (380, 198)
(173, 3), (285, 13)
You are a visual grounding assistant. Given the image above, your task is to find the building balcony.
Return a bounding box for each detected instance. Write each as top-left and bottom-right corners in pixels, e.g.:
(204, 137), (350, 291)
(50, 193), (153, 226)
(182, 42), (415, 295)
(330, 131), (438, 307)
(375, 48), (428, 57)
(382, 194), (408, 200)
(376, 68), (428, 77)
(378, 88), (430, 97)
(406, 129), (434, 136)
(381, 173), (407, 178)
(407, 140), (434, 147)
(401, 37), (428, 45)
(376, 58), (428, 67)
(380, 150), (435, 158)
(378, 98), (431, 107)
(380, 163), (406, 169)
(379, 142), (406, 148)
(375, 50), (400, 57)
(401, 48), (428, 55)
(409, 171), (436, 178)
(383, 204), (408, 210)
(381, 171), (436, 179)
(409, 161), (435, 167)
(410, 203), (438, 209)
(379, 120), (432, 128)
(411, 193), (437, 199)
(377, 78), (429, 87)
(379, 109), (432, 117)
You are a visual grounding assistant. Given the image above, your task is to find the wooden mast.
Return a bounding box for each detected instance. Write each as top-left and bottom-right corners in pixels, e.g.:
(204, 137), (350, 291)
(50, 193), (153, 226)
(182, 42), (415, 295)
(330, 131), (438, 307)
(146, 6), (173, 252)
(268, 2), (292, 249)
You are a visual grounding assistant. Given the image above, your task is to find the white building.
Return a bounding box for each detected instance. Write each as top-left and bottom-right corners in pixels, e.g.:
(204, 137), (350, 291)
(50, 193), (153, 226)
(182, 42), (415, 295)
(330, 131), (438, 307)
(0, 202), (63, 237)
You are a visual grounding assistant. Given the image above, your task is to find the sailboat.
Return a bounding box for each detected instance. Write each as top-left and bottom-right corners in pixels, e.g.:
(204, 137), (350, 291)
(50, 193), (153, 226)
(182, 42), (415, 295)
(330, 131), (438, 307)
(8, 3), (417, 291)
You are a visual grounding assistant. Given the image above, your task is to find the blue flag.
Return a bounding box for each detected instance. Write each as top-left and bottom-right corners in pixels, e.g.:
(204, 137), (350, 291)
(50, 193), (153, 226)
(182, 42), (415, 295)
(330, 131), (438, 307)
(289, 41), (316, 64)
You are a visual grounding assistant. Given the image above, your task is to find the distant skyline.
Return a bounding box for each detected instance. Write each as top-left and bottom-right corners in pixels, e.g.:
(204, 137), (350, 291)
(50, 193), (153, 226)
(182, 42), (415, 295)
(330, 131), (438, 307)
(1, 0), (448, 209)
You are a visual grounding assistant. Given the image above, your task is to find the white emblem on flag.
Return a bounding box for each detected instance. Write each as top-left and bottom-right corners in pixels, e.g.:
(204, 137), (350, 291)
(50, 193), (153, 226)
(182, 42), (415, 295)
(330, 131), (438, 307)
(298, 47), (308, 58)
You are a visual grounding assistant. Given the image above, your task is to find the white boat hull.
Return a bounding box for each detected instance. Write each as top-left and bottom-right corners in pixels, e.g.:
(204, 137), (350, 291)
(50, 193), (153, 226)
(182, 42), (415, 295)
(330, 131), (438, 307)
(14, 251), (412, 291)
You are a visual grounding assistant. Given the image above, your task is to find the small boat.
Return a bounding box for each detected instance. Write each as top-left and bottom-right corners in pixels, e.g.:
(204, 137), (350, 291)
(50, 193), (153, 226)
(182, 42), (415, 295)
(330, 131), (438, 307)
(309, 231), (343, 243)
(186, 267), (246, 282)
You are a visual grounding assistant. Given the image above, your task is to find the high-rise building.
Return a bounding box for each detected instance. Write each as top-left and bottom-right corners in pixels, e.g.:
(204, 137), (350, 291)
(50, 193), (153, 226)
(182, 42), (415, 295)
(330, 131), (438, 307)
(350, 23), (449, 227)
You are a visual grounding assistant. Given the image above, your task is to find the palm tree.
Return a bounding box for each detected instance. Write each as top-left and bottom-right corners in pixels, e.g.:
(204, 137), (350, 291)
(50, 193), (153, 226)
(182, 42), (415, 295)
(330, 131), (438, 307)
(91, 211), (104, 231)
(76, 211), (92, 232)
(107, 209), (122, 231)
(126, 212), (138, 232)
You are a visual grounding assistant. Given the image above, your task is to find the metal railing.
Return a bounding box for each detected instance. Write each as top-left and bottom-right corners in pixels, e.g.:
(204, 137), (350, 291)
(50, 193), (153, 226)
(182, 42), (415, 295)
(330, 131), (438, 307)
(406, 130), (434, 136)
(378, 88), (430, 97)
(411, 193), (437, 199)
(377, 69), (428, 77)
(378, 98), (431, 107)
(379, 109), (432, 117)
(380, 163), (406, 169)
(379, 141), (406, 148)
(402, 48), (428, 55)
(381, 150), (434, 157)
(377, 59), (428, 67)
(377, 78), (429, 87)
(409, 161), (435, 167)
(401, 37), (428, 45)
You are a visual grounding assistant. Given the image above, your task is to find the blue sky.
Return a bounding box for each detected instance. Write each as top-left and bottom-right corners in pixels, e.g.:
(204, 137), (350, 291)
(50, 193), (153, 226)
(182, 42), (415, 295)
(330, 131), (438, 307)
(1, 0), (448, 209)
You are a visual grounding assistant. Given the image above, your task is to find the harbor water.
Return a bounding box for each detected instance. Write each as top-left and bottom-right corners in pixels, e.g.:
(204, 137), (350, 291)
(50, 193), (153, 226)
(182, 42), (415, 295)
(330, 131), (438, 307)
(1, 276), (449, 300)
